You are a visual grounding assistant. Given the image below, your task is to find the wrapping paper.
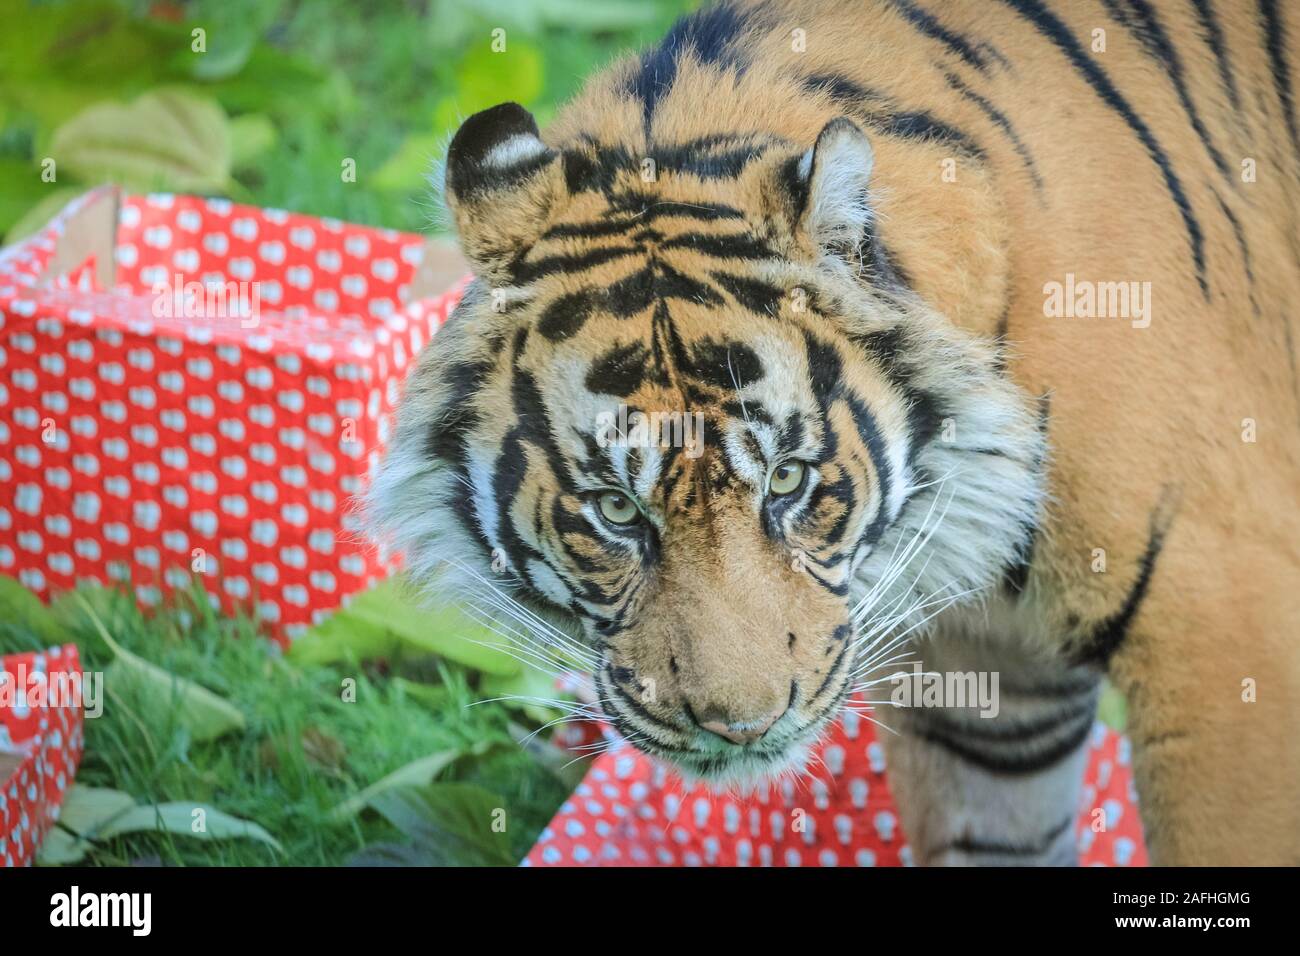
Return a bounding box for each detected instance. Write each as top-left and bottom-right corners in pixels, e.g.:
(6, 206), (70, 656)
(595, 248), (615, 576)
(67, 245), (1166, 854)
(0, 644), (85, 867)
(0, 188), (465, 641)
(527, 706), (1148, 867)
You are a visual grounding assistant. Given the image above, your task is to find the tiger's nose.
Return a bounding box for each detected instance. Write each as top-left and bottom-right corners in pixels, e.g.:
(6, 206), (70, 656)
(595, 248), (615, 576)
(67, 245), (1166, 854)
(698, 707), (784, 745)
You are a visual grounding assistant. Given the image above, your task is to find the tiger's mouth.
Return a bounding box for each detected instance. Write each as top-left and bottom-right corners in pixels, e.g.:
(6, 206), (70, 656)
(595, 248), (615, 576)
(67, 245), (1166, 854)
(591, 652), (856, 790)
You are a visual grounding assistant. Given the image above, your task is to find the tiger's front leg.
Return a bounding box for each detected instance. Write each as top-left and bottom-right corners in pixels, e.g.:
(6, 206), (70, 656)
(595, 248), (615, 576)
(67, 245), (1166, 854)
(873, 618), (1101, 866)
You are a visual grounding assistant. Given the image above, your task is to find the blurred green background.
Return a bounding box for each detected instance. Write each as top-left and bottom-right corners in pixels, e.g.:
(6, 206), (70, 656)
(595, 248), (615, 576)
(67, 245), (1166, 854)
(0, 0), (695, 243)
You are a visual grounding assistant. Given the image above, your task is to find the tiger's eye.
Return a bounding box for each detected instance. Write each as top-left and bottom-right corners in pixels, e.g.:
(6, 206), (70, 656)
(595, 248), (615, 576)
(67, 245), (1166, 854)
(769, 462), (806, 496)
(598, 491), (640, 525)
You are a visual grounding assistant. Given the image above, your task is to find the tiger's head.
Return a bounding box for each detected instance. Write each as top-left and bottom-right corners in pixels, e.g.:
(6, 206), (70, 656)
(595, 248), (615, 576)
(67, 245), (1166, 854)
(368, 101), (1045, 786)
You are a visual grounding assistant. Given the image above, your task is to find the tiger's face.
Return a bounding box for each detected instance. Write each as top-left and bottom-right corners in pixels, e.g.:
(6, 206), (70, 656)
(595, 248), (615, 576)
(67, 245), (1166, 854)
(369, 103), (1044, 786)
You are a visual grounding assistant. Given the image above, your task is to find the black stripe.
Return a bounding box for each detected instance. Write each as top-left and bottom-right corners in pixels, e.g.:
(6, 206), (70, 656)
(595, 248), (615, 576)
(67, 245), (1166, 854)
(800, 473), (857, 547)
(802, 563), (852, 598)
(1102, 0), (1231, 178)
(593, 671), (687, 750)
(874, 109), (986, 159)
(802, 73), (889, 109)
(931, 814), (1075, 859)
(911, 693), (1098, 745)
(810, 640), (851, 703)
(1002, 520), (1036, 594)
(1211, 187), (1260, 317)
(424, 359), (491, 465)
(610, 196), (749, 222)
(1260, 0), (1300, 156)
(844, 393), (895, 548)
(537, 289), (600, 342)
(709, 271), (785, 316)
(549, 500), (615, 577)
(1070, 498), (1175, 667)
(650, 135), (781, 179)
(945, 72), (1045, 193)
(999, 0), (1210, 299)
(562, 143), (624, 194)
(684, 338), (765, 391)
(489, 330), (550, 581)
(917, 708), (1095, 775)
(624, 1), (752, 128)
(1003, 397), (1048, 594)
(531, 262), (729, 346)
(1190, 0), (1242, 112)
(513, 245), (641, 283)
(997, 670), (1103, 697)
(851, 325), (946, 463)
(886, 0), (1004, 73)
(799, 72), (986, 159)
(425, 364), (496, 559)
(659, 231), (777, 260)
(537, 196), (749, 245)
(649, 261), (728, 309)
(541, 216), (645, 241)
(609, 674), (686, 736)
(585, 341), (651, 397)
(801, 331), (900, 562)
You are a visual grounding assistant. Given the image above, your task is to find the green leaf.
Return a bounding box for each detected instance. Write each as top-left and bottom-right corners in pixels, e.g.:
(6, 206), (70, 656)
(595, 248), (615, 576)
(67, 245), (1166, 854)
(0, 575), (62, 647)
(35, 826), (90, 865)
(35, 784), (138, 863)
(329, 748), (466, 822)
(286, 607), (398, 666)
(95, 802), (281, 851)
(289, 577), (521, 676)
(39, 785), (280, 862)
(73, 592), (245, 743)
(48, 88), (233, 194)
(229, 113), (278, 168)
(354, 783), (516, 866)
(55, 785), (138, 835)
(102, 657), (246, 743)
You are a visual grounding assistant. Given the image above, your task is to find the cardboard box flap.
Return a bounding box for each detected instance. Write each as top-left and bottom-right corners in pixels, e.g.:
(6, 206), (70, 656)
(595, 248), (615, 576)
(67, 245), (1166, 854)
(36, 185), (120, 291)
(406, 235), (471, 303)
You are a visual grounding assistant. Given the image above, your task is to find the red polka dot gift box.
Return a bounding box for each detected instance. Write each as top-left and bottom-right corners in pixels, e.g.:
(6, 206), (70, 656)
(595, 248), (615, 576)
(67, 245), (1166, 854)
(0, 644), (85, 867)
(0, 187), (468, 641)
(526, 702), (1148, 867)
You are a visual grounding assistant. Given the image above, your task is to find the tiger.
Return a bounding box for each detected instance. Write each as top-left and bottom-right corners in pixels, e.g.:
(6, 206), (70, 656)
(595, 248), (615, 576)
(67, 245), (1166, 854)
(367, 0), (1300, 865)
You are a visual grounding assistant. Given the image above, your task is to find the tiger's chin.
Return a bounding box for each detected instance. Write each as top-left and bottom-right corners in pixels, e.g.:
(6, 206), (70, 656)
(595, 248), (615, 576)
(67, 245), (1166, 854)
(661, 741), (818, 794)
(624, 701), (848, 794)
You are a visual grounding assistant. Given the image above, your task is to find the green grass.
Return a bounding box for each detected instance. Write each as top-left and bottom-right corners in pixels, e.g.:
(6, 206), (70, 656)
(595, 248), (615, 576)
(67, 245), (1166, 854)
(0, 580), (575, 866)
(1097, 680), (1128, 732)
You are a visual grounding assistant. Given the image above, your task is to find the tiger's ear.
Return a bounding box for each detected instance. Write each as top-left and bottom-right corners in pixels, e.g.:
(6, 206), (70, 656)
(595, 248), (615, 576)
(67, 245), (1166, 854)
(782, 117), (877, 262)
(444, 103), (567, 281)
